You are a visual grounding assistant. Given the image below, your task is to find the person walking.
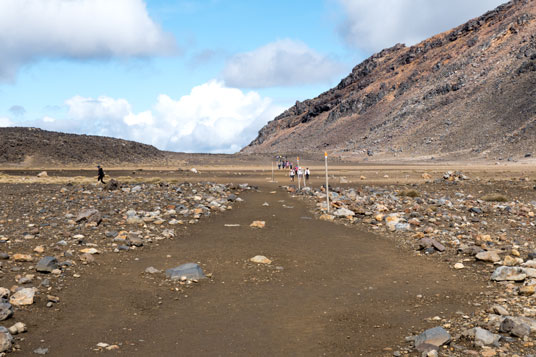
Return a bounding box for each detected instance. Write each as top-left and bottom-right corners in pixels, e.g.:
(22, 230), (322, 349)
(97, 165), (106, 184)
(305, 168), (310, 184)
(289, 168), (295, 182)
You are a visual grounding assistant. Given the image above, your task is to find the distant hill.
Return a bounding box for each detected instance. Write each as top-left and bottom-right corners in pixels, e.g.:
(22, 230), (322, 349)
(0, 127), (165, 166)
(242, 0), (536, 161)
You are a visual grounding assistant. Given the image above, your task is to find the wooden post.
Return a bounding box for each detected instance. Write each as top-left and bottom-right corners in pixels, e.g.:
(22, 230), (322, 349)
(297, 156), (300, 190)
(325, 152), (329, 213)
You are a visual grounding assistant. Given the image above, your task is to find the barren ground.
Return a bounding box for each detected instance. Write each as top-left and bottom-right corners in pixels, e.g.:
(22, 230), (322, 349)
(1, 159), (536, 356)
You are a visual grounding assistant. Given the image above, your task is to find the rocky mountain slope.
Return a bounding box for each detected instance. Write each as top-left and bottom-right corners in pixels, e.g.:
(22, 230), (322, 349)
(242, 0), (536, 161)
(0, 127), (165, 165)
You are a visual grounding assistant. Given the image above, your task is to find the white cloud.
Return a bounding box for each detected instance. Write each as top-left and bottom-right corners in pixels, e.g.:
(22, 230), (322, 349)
(223, 39), (345, 88)
(31, 81), (284, 153)
(0, 0), (176, 80)
(0, 118), (13, 127)
(337, 0), (507, 52)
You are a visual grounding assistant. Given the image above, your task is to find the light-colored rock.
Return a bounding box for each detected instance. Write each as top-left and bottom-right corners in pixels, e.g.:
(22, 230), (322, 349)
(36, 171), (48, 178)
(8, 322), (26, 335)
(334, 208), (355, 217)
(80, 248), (99, 255)
(490, 266), (526, 281)
(9, 288), (36, 306)
(491, 305), (509, 316)
(475, 251), (501, 263)
(145, 266), (161, 274)
(454, 263), (464, 270)
(13, 254), (33, 262)
(503, 255), (519, 266)
(250, 221), (266, 229)
(250, 255), (272, 264)
(519, 285), (535, 296)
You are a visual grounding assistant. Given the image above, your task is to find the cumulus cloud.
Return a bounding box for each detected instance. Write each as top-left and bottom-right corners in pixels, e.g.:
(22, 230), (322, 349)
(0, 118), (13, 127)
(223, 39), (345, 88)
(31, 81), (284, 153)
(0, 0), (176, 80)
(337, 0), (506, 52)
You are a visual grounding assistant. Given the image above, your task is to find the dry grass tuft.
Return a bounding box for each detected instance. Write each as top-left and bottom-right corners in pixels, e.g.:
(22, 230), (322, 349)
(481, 193), (508, 202)
(400, 190), (420, 198)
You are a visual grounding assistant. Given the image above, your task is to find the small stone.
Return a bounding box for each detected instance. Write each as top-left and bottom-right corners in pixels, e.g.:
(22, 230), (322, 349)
(414, 326), (451, 352)
(503, 255), (518, 266)
(491, 305), (509, 316)
(8, 322), (26, 335)
(519, 285), (535, 296)
(47, 295), (59, 303)
(13, 254), (33, 262)
(36, 256), (59, 273)
(250, 255), (272, 264)
(33, 347), (48, 355)
(476, 251), (501, 263)
(145, 266), (161, 274)
(166, 263), (206, 280)
(333, 208), (355, 217)
(250, 221), (266, 229)
(33, 246), (45, 254)
(454, 263), (464, 270)
(80, 248), (99, 255)
(36, 171), (48, 178)
(474, 327), (500, 347)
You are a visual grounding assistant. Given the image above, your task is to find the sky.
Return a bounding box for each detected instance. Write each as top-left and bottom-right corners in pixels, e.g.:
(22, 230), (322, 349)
(0, 0), (506, 153)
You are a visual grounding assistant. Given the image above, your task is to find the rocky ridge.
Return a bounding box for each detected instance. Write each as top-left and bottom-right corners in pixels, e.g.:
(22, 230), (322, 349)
(0, 127), (165, 165)
(243, 0), (536, 161)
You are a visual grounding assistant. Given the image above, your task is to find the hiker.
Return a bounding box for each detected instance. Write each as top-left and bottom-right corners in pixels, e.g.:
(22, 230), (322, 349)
(289, 169), (295, 182)
(97, 165), (106, 184)
(297, 167), (303, 181)
(305, 168), (310, 183)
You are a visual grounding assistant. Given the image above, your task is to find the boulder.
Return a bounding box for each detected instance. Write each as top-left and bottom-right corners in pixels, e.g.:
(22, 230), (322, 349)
(0, 303), (13, 321)
(165, 263), (206, 280)
(9, 288), (36, 306)
(0, 327), (12, 353)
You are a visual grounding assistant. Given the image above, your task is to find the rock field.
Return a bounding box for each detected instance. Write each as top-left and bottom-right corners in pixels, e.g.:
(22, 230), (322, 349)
(290, 173), (536, 355)
(0, 179), (251, 354)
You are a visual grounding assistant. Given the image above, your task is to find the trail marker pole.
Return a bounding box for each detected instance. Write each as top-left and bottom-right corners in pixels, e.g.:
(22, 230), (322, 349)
(325, 152), (329, 213)
(297, 156), (301, 190)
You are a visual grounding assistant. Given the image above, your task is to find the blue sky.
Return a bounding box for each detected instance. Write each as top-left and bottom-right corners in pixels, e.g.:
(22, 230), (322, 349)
(0, 0), (506, 153)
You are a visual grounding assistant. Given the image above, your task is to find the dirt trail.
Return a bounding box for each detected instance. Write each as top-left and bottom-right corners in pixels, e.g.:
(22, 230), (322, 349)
(21, 183), (483, 356)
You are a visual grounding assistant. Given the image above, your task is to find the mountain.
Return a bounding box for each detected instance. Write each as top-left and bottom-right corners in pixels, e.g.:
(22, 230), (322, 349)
(242, 0), (536, 161)
(0, 127), (165, 165)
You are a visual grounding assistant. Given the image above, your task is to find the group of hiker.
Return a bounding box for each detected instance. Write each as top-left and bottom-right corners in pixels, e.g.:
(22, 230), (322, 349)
(289, 166), (310, 184)
(275, 156), (310, 184)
